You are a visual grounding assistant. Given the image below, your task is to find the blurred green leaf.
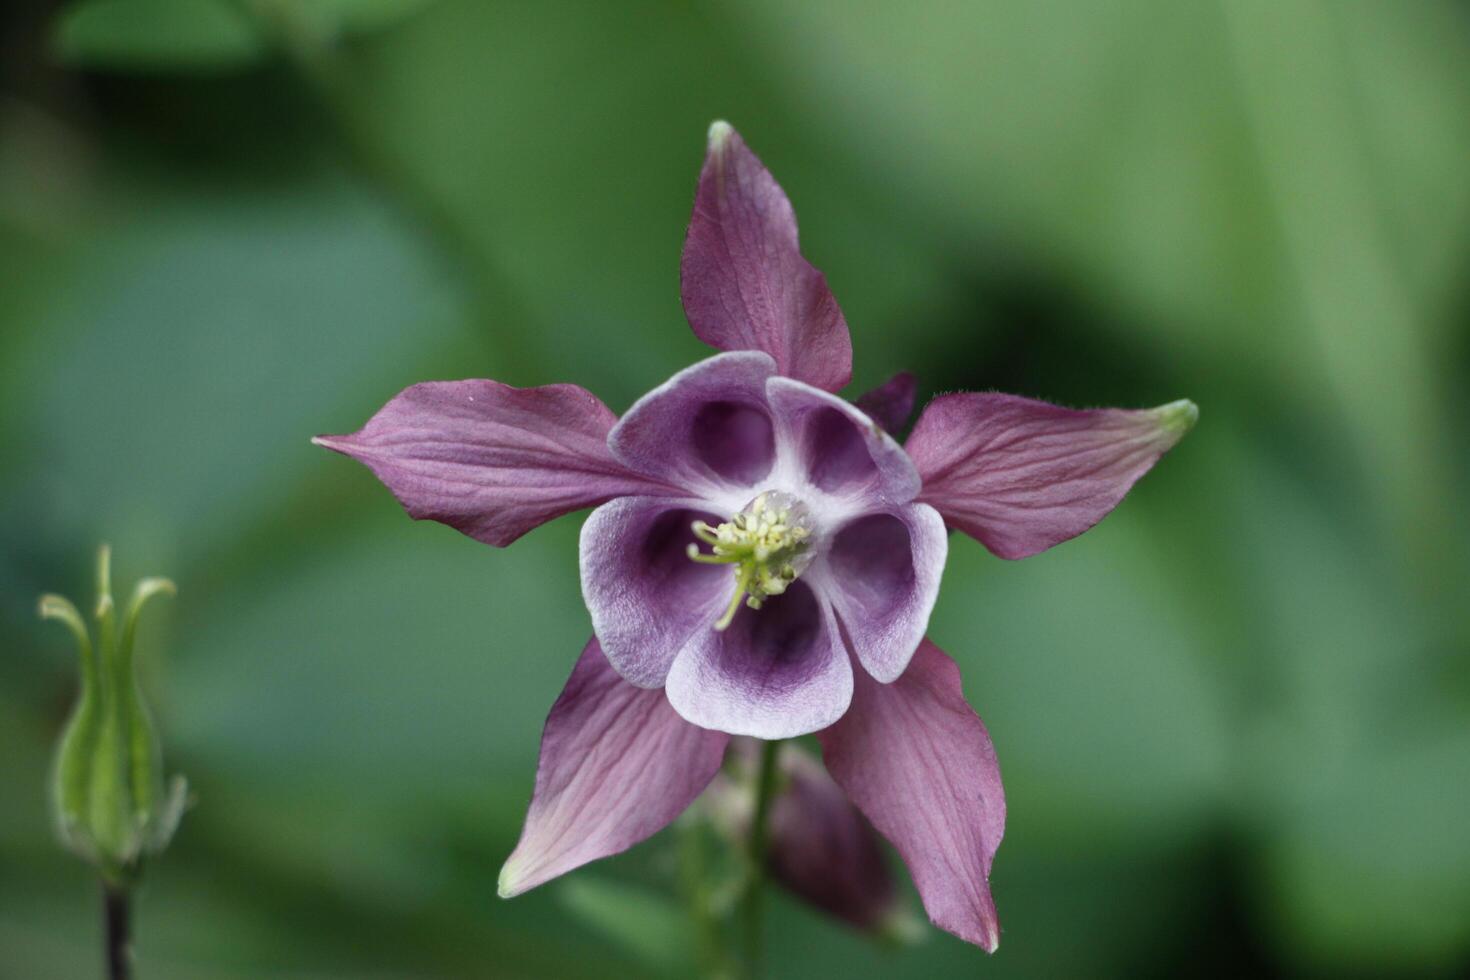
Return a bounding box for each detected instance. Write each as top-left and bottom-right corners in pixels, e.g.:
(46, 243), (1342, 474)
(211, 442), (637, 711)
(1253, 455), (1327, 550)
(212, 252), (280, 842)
(1209, 420), (1470, 970)
(52, 0), (267, 72)
(558, 877), (693, 976)
(291, 0), (439, 39)
(930, 506), (1230, 851)
(736, 0), (1470, 580)
(1263, 718), (1470, 974)
(766, 848), (1211, 980)
(353, 0), (952, 402)
(1, 171), (463, 568)
(167, 515), (586, 805)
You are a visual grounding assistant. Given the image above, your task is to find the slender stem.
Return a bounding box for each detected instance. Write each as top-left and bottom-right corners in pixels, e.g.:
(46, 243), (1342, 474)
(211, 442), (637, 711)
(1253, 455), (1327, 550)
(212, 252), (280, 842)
(677, 816), (729, 980)
(738, 740), (781, 979)
(102, 883), (131, 980)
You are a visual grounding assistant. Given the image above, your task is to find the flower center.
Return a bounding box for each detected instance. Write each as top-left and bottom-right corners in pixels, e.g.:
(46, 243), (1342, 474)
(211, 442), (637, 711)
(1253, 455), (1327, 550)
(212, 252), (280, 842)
(687, 491), (814, 630)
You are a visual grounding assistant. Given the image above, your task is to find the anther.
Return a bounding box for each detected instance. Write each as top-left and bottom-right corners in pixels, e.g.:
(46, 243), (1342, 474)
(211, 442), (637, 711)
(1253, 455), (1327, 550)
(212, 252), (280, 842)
(686, 491), (814, 630)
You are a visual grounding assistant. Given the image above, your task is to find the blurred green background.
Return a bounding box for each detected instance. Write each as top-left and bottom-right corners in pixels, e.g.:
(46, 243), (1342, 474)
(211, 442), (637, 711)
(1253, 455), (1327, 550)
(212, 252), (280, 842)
(3, 1), (1470, 977)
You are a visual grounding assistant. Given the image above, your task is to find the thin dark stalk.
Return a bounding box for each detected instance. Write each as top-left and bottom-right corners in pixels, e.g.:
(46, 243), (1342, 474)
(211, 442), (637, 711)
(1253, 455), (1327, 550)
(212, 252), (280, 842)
(103, 883), (131, 980)
(738, 740), (781, 979)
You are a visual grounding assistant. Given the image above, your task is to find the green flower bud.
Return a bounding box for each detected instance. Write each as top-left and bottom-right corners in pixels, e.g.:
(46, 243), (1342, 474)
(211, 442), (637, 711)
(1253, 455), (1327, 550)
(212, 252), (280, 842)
(41, 545), (188, 884)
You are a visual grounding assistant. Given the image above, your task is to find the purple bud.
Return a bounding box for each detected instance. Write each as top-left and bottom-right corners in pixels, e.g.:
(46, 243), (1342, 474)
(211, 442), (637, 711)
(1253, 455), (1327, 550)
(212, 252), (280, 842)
(714, 739), (915, 937)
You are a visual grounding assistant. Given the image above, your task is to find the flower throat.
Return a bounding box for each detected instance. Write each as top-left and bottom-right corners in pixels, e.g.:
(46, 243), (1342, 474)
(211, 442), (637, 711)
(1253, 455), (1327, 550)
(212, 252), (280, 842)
(687, 491), (813, 630)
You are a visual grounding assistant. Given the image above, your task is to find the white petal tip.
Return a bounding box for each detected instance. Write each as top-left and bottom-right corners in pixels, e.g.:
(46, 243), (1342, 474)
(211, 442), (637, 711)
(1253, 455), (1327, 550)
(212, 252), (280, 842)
(1152, 399), (1198, 436)
(496, 861), (523, 899)
(865, 662), (907, 685)
(707, 119), (734, 149)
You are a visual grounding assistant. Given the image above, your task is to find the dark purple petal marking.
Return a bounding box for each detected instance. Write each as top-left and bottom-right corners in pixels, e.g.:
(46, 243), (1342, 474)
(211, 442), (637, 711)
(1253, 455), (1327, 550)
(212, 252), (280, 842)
(854, 371), (918, 435)
(314, 380), (671, 547)
(806, 405), (878, 493)
(609, 351), (778, 497)
(906, 393), (1198, 559)
(820, 503), (946, 682)
(818, 638), (1005, 952)
(581, 497), (729, 688)
(765, 377), (921, 506)
(498, 638), (729, 898)
(665, 579), (852, 738)
(680, 122), (853, 393)
(690, 401), (775, 486)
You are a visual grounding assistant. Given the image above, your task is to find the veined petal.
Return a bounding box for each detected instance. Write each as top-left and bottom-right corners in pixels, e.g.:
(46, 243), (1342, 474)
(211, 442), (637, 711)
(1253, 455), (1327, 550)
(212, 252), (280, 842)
(766, 377), (921, 507)
(816, 503), (946, 683)
(665, 580), (852, 739)
(581, 497), (729, 688)
(818, 638), (1005, 952)
(315, 381), (671, 547)
(906, 393), (1198, 559)
(499, 638), (729, 898)
(608, 352), (778, 502)
(854, 371), (917, 435)
(680, 122), (852, 392)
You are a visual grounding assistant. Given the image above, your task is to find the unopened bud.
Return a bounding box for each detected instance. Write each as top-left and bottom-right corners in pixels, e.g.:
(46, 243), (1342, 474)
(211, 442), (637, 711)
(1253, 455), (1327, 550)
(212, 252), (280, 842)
(41, 545), (189, 884)
(709, 739), (920, 939)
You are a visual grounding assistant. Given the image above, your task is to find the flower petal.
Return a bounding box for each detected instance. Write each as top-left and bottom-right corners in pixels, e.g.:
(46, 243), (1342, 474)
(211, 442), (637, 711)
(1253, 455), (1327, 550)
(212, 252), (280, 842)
(818, 638), (1005, 952)
(665, 580), (852, 738)
(315, 381), (670, 547)
(766, 377), (922, 507)
(581, 496), (730, 688)
(608, 352), (779, 503)
(905, 393), (1198, 559)
(854, 371), (917, 435)
(815, 503), (946, 683)
(498, 638), (729, 898)
(765, 744), (904, 934)
(680, 122), (852, 392)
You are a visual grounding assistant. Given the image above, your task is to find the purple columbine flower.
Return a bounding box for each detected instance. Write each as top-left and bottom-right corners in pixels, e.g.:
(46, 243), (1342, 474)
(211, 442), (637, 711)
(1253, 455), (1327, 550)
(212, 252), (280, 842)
(315, 122), (1196, 951)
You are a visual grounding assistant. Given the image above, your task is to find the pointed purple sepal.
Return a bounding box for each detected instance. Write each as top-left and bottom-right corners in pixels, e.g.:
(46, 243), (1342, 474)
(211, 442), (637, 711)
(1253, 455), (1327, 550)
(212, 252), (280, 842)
(681, 122), (852, 392)
(316, 380), (673, 547)
(906, 393), (1197, 559)
(854, 372), (917, 434)
(818, 638), (1005, 951)
(499, 638), (729, 897)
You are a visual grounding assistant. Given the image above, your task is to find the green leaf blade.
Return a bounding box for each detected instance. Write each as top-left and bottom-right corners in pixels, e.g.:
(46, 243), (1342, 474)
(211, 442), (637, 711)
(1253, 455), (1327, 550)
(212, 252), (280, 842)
(52, 0), (268, 73)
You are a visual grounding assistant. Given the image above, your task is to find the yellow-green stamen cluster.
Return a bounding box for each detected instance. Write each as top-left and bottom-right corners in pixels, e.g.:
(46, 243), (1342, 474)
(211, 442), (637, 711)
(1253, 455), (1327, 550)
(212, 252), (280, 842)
(687, 491), (812, 630)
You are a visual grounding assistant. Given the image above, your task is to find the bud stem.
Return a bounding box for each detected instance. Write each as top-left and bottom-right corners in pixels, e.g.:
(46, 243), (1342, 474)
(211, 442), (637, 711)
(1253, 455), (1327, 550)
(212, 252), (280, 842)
(103, 883), (132, 980)
(736, 739), (781, 979)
